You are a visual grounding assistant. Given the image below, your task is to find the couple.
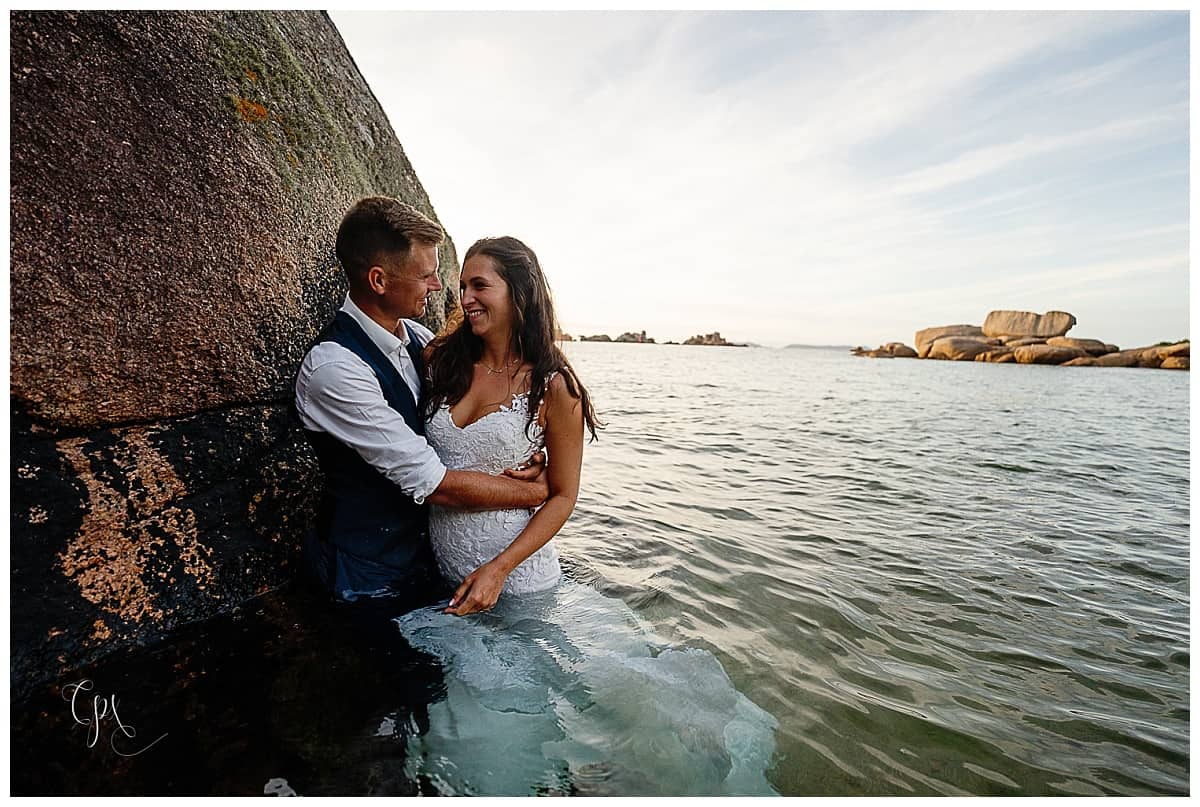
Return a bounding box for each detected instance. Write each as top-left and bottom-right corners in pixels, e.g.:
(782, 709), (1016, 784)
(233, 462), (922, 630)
(296, 196), (777, 795)
(296, 195), (594, 612)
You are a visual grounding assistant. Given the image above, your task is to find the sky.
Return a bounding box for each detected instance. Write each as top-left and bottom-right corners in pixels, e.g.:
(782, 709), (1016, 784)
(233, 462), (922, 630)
(329, 10), (1189, 349)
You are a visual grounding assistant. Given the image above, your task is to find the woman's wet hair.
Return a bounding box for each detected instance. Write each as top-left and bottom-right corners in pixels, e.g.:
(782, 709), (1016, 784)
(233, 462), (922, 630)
(423, 236), (601, 441)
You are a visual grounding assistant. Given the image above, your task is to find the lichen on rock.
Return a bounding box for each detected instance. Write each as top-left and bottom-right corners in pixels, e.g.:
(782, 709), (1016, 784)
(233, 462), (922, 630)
(10, 10), (461, 697)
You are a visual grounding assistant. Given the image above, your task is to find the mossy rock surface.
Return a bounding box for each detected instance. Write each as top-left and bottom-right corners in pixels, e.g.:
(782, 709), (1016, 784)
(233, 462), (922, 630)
(11, 10), (458, 696)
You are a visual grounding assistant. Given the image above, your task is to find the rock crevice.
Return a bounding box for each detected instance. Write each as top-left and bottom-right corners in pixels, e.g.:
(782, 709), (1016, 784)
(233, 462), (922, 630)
(11, 10), (459, 697)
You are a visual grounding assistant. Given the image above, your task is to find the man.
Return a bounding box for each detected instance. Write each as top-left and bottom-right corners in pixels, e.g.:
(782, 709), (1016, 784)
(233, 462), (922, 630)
(295, 196), (547, 608)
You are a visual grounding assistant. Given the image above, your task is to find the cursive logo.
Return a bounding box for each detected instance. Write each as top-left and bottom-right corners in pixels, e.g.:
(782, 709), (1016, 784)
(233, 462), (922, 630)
(61, 679), (168, 757)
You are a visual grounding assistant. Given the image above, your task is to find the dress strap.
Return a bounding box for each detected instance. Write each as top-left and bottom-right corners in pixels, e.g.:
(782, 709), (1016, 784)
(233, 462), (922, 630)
(533, 370), (561, 427)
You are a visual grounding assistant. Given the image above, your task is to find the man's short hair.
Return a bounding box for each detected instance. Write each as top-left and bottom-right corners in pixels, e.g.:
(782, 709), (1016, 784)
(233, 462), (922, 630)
(335, 196), (445, 283)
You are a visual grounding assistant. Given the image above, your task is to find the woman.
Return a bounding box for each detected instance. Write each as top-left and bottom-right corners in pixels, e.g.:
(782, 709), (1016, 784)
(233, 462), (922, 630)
(420, 236), (600, 613)
(396, 237), (777, 796)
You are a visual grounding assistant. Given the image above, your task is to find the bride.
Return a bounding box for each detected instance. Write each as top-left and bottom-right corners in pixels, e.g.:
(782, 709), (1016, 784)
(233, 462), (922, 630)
(420, 235), (598, 609)
(396, 237), (777, 796)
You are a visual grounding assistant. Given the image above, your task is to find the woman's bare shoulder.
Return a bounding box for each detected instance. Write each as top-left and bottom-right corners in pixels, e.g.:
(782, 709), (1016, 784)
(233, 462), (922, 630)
(545, 368), (580, 400)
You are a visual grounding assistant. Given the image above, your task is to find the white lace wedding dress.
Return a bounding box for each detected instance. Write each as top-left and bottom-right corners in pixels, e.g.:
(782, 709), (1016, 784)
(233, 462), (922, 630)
(424, 390), (561, 594)
(394, 387), (778, 796)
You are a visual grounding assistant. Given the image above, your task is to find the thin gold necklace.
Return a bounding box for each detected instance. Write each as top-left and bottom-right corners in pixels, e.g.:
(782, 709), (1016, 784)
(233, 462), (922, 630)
(482, 355), (520, 374)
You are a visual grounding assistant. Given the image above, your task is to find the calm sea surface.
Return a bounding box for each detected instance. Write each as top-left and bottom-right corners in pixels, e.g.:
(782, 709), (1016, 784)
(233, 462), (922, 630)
(558, 342), (1189, 796)
(11, 342), (1189, 796)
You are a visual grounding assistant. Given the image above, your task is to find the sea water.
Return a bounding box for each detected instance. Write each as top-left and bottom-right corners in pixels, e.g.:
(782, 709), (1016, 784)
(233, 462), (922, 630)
(554, 342), (1188, 796)
(10, 342), (1188, 796)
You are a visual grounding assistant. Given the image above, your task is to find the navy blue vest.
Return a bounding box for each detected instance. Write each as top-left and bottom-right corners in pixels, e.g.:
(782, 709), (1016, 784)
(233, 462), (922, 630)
(303, 311), (441, 602)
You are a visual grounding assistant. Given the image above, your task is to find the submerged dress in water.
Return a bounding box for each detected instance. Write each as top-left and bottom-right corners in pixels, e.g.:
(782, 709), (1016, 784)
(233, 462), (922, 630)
(395, 388), (778, 796)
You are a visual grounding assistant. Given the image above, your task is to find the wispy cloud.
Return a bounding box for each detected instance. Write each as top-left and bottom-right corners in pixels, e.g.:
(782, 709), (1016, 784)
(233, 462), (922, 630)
(330, 10), (1188, 347)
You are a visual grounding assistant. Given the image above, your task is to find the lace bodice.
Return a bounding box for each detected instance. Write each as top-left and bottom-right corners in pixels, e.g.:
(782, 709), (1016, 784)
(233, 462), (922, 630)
(425, 388), (561, 594)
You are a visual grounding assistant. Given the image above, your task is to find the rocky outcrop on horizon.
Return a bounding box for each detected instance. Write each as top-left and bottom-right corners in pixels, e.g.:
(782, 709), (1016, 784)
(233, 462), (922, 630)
(914, 325), (985, 357)
(579, 334), (613, 342)
(11, 11), (461, 697)
(854, 310), (1187, 371)
(684, 331), (746, 347)
(615, 330), (655, 344)
(982, 310), (1077, 339)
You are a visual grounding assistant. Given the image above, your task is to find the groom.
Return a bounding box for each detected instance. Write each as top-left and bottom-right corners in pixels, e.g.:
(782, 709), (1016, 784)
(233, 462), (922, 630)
(295, 196), (547, 609)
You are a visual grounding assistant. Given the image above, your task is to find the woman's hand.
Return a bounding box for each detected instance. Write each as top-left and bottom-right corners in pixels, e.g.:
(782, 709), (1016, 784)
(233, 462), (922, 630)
(445, 560), (511, 616)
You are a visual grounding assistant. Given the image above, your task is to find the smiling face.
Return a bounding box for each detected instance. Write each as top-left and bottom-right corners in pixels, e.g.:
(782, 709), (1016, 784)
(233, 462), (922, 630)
(459, 253), (514, 342)
(385, 241), (442, 320)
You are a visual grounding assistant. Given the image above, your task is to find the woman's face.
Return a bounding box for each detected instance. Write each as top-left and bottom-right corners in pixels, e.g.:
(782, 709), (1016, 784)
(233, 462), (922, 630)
(460, 254), (514, 342)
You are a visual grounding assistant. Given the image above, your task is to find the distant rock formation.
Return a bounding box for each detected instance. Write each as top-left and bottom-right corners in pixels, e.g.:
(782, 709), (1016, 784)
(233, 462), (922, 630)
(1045, 337), (1110, 356)
(1013, 344), (1087, 365)
(851, 342), (916, 358)
(615, 330), (655, 344)
(982, 310), (1077, 338)
(975, 348), (1016, 363)
(684, 331), (745, 347)
(11, 10), (461, 698)
(579, 334), (612, 342)
(855, 310), (1187, 371)
(927, 336), (1003, 361)
(914, 325), (984, 357)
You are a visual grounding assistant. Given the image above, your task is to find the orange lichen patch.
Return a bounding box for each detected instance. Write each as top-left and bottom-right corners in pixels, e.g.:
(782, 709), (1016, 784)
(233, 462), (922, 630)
(91, 619), (113, 642)
(243, 67), (259, 82)
(29, 505), (48, 524)
(56, 430), (216, 636)
(58, 437), (164, 627)
(233, 96), (268, 123)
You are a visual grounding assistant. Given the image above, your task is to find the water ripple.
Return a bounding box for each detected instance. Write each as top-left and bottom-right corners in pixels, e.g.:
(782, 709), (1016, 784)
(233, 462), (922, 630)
(559, 343), (1189, 795)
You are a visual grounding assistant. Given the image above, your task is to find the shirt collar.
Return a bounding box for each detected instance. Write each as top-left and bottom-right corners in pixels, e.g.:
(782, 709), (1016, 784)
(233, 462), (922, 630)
(340, 295), (409, 355)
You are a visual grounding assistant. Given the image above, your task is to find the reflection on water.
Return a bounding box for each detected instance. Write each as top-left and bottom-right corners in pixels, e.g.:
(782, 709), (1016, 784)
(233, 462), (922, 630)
(9, 344), (1189, 795)
(563, 343), (1189, 796)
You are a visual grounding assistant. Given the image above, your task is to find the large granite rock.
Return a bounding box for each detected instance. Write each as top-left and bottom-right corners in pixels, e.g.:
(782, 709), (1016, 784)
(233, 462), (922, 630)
(914, 325), (984, 357)
(1137, 349), (1164, 369)
(1094, 350), (1141, 367)
(982, 310), (1076, 339)
(926, 336), (1002, 361)
(884, 342), (918, 358)
(1161, 356), (1189, 370)
(1156, 341), (1190, 359)
(11, 11), (460, 698)
(1013, 344), (1088, 365)
(974, 347), (1015, 363)
(1046, 337), (1112, 356)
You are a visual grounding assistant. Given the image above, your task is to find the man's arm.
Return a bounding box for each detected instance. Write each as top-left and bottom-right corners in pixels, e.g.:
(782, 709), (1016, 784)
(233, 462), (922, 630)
(425, 467), (548, 511)
(297, 350), (448, 502)
(298, 346), (547, 510)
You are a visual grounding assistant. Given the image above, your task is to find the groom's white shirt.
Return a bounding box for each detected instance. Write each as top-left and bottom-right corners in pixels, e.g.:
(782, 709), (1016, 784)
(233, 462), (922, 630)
(295, 295), (447, 504)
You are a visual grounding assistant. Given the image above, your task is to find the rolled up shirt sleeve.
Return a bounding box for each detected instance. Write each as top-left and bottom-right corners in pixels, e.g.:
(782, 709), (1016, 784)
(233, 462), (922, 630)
(297, 350), (447, 504)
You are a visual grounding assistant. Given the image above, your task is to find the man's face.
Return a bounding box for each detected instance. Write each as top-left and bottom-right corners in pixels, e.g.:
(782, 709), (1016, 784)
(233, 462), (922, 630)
(386, 241), (442, 320)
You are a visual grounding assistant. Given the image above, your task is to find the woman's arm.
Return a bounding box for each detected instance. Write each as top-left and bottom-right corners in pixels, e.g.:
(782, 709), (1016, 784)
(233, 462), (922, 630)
(445, 374), (584, 615)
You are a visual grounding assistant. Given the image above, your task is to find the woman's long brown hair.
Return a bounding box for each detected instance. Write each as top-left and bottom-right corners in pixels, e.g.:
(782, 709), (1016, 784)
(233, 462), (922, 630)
(423, 236), (601, 442)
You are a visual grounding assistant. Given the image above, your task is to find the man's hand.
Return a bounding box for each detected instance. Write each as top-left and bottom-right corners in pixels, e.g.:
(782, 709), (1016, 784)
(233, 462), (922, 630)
(503, 450), (546, 481)
(445, 560), (510, 616)
(504, 451), (549, 508)
(427, 451), (550, 511)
